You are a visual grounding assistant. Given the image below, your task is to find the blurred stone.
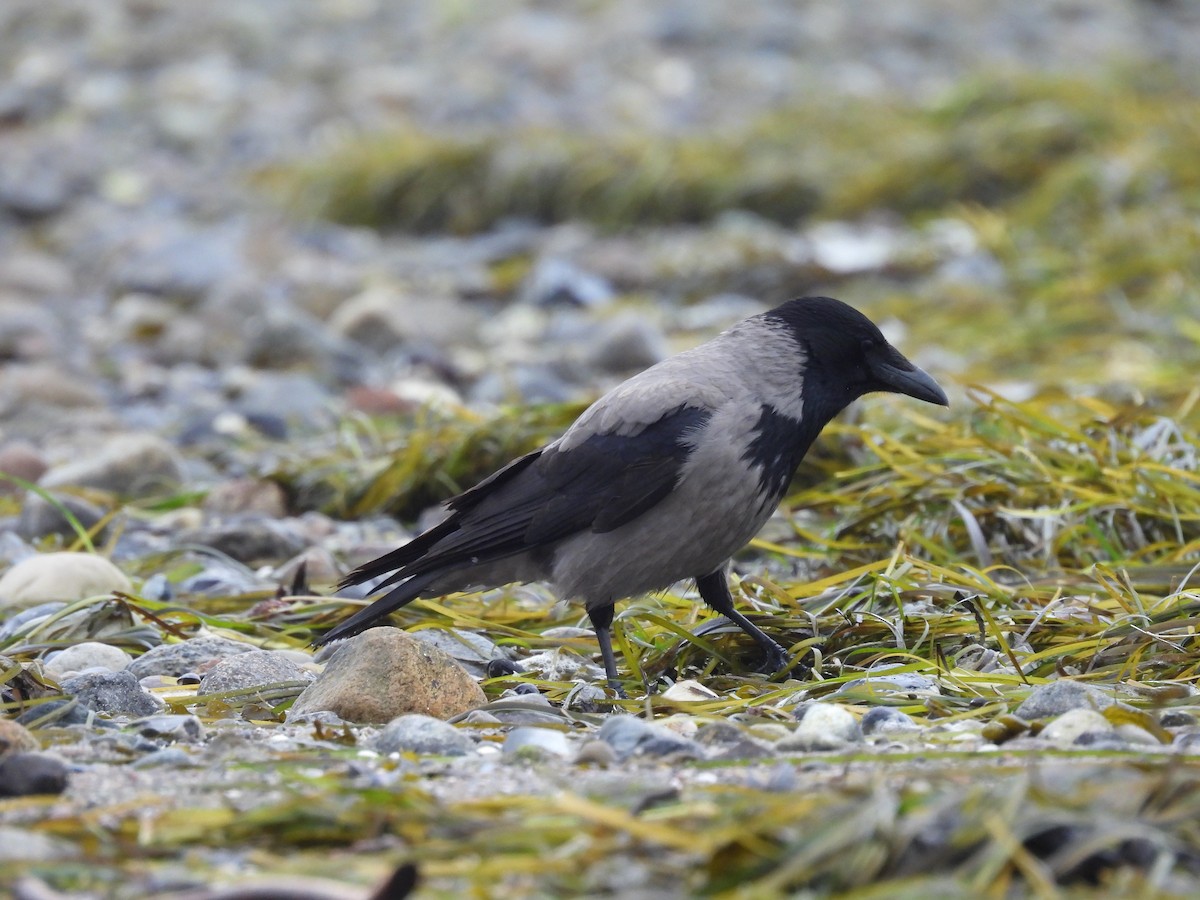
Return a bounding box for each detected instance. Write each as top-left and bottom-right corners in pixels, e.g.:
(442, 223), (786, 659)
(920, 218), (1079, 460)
(112, 225), (241, 304)
(41, 433), (184, 498)
(596, 714), (703, 760)
(16, 492), (108, 542)
(0, 552), (131, 609)
(860, 706), (919, 736)
(0, 301), (61, 361)
(0, 752), (68, 797)
(179, 517), (307, 565)
(1014, 681), (1116, 720)
(373, 713), (475, 756)
(44, 642), (132, 680)
(133, 714), (205, 743)
(288, 627), (485, 723)
(504, 726), (572, 758)
(203, 478), (288, 517)
(520, 258), (614, 308)
(0, 441), (48, 493)
(0, 718), (39, 757)
(586, 314), (667, 373)
(779, 702), (862, 751)
(61, 670), (164, 717)
(127, 636), (255, 679)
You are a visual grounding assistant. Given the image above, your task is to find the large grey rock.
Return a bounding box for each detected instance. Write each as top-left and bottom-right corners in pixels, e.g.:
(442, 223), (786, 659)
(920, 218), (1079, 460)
(289, 627), (485, 724)
(41, 434), (184, 498)
(0, 553), (131, 609)
(127, 636), (256, 679)
(196, 649), (314, 700)
(61, 670), (164, 717)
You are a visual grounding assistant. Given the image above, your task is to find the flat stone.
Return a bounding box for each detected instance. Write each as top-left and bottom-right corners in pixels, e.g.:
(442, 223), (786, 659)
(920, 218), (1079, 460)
(0, 553), (131, 609)
(289, 627), (485, 724)
(44, 642), (133, 680)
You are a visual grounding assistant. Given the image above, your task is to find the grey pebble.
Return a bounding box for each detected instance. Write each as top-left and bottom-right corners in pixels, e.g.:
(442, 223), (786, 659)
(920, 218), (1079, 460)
(0, 752), (68, 797)
(596, 714), (703, 761)
(127, 636), (256, 679)
(134, 714), (206, 743)
(196, 650), (313, 698)
(374, 714), (475, 756)
(861, 707), (919, 736)
(61, 670), (164, 718)
(132, 747), (195, 769)
(179, 518), (307, 566)
(1014, 681), (1117, 720)
(40, 433), (184, 499)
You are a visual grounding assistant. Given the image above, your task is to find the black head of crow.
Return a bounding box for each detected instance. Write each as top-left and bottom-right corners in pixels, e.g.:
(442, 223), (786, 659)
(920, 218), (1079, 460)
(316, 296), (948, 693)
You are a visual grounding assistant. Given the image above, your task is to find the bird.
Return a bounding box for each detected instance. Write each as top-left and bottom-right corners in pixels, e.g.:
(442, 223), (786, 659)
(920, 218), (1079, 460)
(316, 296), (948, 692)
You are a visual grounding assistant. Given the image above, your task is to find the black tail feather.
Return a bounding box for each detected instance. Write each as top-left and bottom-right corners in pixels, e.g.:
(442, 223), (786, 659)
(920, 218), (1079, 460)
(315, 571), (442, 646)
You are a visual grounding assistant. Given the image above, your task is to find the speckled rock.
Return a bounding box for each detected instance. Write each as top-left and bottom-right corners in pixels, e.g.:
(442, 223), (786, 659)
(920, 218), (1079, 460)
(60, 670), (164, 718)
(127, 636), (256, 679)
(289, 627), (485, 723)
(196, 650), (314, 700)
(0, 553), (131, 609)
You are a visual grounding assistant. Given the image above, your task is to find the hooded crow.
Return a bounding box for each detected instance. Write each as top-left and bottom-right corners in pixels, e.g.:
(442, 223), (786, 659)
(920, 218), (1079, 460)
(316, 296), (948, 692)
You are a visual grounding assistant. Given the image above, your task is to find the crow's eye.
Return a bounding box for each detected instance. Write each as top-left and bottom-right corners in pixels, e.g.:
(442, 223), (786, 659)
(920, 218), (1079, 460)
(860, 337), (878, 354)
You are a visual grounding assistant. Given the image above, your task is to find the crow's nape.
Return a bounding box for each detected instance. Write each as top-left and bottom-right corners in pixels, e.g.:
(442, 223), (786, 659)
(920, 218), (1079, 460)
(695, 570), (790, 674)
(314, 570), (442, 646)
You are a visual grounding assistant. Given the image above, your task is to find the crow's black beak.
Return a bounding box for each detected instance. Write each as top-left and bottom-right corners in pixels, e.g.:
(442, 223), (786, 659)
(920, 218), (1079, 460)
(871, 357), (949, 407)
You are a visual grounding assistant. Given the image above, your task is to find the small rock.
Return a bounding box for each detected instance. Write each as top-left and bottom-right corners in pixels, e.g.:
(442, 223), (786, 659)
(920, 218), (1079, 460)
(0, 718), (39, 756)
(0, 553), (131, 609)
(1038, 708), (1114, 747)
(44, 642), (133, 680)
(203, 478), (288, 517)
(132, 747), (194, 769)
(586, 315), (667, 373)
(837, 664), (940, 698)
(411, 628), (501, 678)
(289, 628), (485, 723)
(0, 752), (68, 797)
(196, 650), (314, 701)
(179, 518), (307, 565)
(779, 702), (862, 751)
(1014, 682), (1117, 720)
(15, 698), (110, 728)
(61, 670), (164, 718)
(373, 714), (475, 756)
(861, 707), (919, 736)
(503, 726), (572, 758)
(575, 739), (617, 766)
(16, 491), (109, 542)
(659, 680), (720, 703)
(520, 258), (614, 308)
(1114, 723), (1161, 746)
(127, 636), (255, 679)
(113, 225), (240, 303)
(0, 442), (47, 493)
(41, 433), (184, 498)
(134, 714), (205, 743)
(519, 649), (598, 682)
(596, 714), (703, 760)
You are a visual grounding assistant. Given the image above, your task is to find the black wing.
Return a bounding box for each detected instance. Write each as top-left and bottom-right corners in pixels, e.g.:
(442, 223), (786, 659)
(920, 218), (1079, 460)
(315, 404), (710, 644)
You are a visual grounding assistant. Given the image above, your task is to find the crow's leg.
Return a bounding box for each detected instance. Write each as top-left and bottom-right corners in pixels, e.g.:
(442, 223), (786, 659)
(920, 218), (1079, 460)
(696, 570), (789, 674)
(587, 604), (627, 697)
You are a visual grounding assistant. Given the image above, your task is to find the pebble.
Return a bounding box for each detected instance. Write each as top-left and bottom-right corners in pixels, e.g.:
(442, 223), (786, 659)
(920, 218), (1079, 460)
(659, 680), (721, 703)
(1038, 708), (1114, 747)
(196, 650), (315, 700)
(596, 715), (704, 761)
(44, 642), (133, 680)
(410, 628), (502, 678)
(503, 726), (573, 759)
(860, 707), (919, 736)
(134, 714), (206, 743)
(778, 702), (862, 751)
(178, 517), (307, 565)
(16, 491), (110, 542)
(0, 552), (132, 609)
(1014, 681), (1117, 720)
(0, 752), (68, 797)
(203, 478), (289, 517)
(0, 718), (40, 756)
(60, 670), (165, 718)
(40, 433), (184, 498)
(374, 714), (476, 756)
(289, 627), (485, 724)
(127, 635), (256, 679)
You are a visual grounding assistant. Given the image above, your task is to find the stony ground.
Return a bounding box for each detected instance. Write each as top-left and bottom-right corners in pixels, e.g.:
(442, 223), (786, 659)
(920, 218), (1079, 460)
(3, 1), (1200, 898)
